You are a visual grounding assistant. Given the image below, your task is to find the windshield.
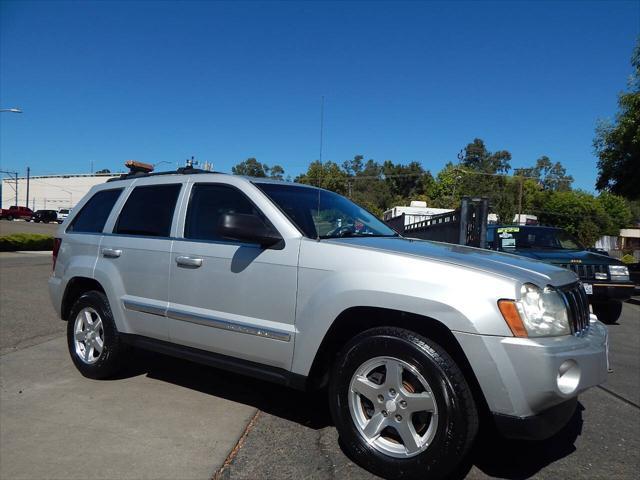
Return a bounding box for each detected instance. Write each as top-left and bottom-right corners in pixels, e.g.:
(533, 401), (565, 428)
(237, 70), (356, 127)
(490, 227), (584, 250)
(255, 183), (398, 239)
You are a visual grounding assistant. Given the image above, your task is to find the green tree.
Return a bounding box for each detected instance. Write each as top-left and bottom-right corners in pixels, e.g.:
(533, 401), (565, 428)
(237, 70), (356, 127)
(514, 156), (573, 191)
(456, 139), (514, 222)
(95, 168), (111, 174)
(597, 192), (633, 234)
(534, 190), (611, 246)
(426, 162), (462, 208)
(232, 158), (268, 177)
(594, 40), (640, 199)
(460, 138), (511, 174)
(382, 160), (426, 200)
(269, 165), (285, 180)
(295, 160), (348, 195)
(231, 158), (285, 179)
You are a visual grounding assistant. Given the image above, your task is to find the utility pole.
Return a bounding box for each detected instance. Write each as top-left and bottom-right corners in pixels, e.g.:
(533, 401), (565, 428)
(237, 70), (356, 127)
(26, 167), (30, 209)
(14, 173), (18, 206)
(517, 175), (523, 225)
(319, 96), (324, 164)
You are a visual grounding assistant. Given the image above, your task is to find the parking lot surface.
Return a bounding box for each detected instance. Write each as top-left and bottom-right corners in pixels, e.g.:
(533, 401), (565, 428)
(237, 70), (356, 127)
(0, 252), (638, 479)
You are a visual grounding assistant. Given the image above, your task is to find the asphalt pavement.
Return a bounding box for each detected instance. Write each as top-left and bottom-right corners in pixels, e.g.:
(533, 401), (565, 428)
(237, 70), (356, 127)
(220, 302), (640, 480)
(0, 252), (638, 479)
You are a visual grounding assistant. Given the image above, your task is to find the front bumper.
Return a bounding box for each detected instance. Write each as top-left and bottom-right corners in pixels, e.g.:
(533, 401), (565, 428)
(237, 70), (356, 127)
(590, 282), (634, 301)
(454, 320), (608, 438)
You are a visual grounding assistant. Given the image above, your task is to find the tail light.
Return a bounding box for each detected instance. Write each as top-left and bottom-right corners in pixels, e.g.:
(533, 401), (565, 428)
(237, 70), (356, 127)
(52, 238), (62, 271)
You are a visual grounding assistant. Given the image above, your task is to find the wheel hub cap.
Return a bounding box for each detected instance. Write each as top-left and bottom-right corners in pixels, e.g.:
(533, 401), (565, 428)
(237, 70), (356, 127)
(348, 356), (439, 458)
(73, 307), (104, 365)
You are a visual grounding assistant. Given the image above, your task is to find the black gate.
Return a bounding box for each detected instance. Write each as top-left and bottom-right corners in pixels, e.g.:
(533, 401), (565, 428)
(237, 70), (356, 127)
(386, 197), (489, 248)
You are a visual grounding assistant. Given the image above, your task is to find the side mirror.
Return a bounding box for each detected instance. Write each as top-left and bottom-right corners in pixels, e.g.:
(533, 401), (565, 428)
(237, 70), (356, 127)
(218, 213), (283, 248)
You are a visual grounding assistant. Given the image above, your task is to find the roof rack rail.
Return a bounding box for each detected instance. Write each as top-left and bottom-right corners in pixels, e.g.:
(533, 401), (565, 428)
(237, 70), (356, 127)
(106, 164), (224, 182)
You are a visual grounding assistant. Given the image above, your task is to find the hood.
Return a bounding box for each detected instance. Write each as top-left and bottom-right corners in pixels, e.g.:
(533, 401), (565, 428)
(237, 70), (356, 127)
(325, 236), (578, 286)
(511, 249), (622, 265)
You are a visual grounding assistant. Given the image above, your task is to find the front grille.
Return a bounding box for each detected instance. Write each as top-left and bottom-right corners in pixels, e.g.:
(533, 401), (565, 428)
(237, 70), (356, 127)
(559, 283), (590, 334)
(557, 263), (607, 280)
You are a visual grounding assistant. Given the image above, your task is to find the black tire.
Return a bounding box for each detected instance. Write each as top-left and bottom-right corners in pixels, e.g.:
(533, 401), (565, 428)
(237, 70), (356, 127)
(329, 327), (478, 480)
(67, 290), (128, 379)
(6, 215), (13, 221)
(592, 300), (623, 324)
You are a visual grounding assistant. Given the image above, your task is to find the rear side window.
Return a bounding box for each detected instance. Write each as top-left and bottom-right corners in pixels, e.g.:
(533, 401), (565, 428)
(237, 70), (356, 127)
(115, 184), (181, 237)
(67, 189), (123, 233)
(185, 184), (265, 241)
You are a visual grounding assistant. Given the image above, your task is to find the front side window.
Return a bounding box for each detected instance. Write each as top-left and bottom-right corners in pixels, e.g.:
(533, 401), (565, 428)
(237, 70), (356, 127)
(67, 189), (123, 233)
(185, 184), (266, 241)
(255, 183), (398, 239)
(114, 184), (181, 237)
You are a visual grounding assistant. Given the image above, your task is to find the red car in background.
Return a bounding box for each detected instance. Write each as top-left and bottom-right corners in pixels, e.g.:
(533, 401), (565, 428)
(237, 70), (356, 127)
(0, 206), (34, 221)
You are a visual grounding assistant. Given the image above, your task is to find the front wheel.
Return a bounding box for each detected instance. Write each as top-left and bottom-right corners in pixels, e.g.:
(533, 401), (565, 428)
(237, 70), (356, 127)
(67, 290), (128, 379)
(592, 300), (623, 324)
(329, 327), (478, 480)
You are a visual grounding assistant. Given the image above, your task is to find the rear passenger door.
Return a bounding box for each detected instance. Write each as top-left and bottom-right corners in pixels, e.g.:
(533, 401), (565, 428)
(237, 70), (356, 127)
(93, 179), (183, 340)
(167, 182), (299, 370)
(61, 188), (124, 287)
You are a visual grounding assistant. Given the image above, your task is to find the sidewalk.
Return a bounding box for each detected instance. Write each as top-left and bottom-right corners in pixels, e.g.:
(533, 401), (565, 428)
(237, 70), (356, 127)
(0, 337), (256, 480)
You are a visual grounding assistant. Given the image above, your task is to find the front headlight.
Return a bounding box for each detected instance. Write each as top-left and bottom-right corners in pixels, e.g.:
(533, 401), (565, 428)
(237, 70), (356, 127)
(498, 283), (571, 337)
(609, 265), (629, 282)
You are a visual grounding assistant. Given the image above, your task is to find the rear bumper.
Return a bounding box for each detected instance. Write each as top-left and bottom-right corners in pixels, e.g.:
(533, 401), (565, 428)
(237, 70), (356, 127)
(590, 283), (634, 301)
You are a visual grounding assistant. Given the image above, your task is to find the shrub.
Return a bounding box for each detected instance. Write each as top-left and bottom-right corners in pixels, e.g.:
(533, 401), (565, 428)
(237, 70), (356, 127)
(0, 234), (54, 252)
(621, 254), (637, 264)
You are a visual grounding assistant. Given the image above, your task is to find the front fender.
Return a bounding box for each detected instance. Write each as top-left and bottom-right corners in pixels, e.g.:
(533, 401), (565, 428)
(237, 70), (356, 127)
(291, 248), (515, 376)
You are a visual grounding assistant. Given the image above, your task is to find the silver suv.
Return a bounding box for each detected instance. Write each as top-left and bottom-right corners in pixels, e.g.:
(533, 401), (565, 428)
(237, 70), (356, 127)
(49, 170), (609, 479)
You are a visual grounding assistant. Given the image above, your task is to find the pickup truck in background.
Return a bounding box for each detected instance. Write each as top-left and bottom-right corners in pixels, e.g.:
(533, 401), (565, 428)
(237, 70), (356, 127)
(0, 206), (34, 221)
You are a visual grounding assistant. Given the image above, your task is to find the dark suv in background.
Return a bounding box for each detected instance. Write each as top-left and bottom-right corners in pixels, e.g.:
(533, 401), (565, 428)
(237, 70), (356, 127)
(487, 225), (633, 323)
(32, 210), (59, 223)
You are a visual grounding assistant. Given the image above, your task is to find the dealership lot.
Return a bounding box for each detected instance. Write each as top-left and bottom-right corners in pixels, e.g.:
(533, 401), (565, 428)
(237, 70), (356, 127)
(0, 252), (638, 479)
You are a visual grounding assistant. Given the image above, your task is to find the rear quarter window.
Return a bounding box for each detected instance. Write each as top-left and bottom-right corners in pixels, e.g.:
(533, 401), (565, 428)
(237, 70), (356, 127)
(67, 189), (123, 233)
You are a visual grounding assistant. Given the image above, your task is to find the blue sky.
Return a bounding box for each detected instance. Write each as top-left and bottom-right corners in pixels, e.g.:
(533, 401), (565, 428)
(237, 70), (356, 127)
(1, 0), (638, 191)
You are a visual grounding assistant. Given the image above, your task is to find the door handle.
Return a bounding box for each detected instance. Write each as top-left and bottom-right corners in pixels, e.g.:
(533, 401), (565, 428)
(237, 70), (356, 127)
(176, 256), (203, 268)
(101, 248), (122, 258)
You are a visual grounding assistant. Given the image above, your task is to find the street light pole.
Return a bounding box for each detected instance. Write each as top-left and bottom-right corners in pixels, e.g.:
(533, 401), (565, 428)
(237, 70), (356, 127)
(26, 167), (30, 210)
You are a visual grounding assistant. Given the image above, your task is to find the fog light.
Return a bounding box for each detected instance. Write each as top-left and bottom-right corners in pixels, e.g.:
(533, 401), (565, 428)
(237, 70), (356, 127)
(595, 272), (607, 280)
(557, 360), (581, 395)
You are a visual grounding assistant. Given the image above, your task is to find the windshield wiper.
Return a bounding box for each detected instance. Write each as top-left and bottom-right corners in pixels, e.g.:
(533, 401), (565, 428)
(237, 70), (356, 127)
(320, 233), (399, 239)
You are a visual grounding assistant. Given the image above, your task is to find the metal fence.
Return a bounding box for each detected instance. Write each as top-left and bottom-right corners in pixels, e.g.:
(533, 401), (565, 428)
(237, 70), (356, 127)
(385, 197), (489, 248)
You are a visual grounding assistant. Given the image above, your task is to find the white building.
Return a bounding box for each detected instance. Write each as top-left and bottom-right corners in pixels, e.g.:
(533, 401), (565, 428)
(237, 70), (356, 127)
(1, 173), (119, 211)
(383, 201), (454, 226)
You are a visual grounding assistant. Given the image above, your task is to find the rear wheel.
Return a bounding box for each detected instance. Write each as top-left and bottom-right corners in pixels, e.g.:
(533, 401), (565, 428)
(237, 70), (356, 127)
(6, 215), (13, 221)
(592, 300), (623, 324)
(329, 327), (478, 480)
(67, 290), (128, 379)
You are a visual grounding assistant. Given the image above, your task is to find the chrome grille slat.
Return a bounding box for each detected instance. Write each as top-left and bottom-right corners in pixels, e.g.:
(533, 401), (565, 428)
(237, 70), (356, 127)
(559, 283), (590, 334)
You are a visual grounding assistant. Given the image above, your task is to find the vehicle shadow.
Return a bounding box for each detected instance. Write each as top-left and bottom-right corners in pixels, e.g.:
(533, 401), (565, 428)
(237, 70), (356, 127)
(110, 348), (333, 429)
(454, 403), (584, 479)
(112, 349), (584, 479)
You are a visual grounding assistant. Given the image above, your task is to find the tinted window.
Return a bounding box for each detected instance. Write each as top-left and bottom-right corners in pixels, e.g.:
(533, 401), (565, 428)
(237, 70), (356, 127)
(115, 184), (181, 237)
(68, 189), (123, 233)
(256, 183), (397, 239)
(185, 184), (265, 241)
